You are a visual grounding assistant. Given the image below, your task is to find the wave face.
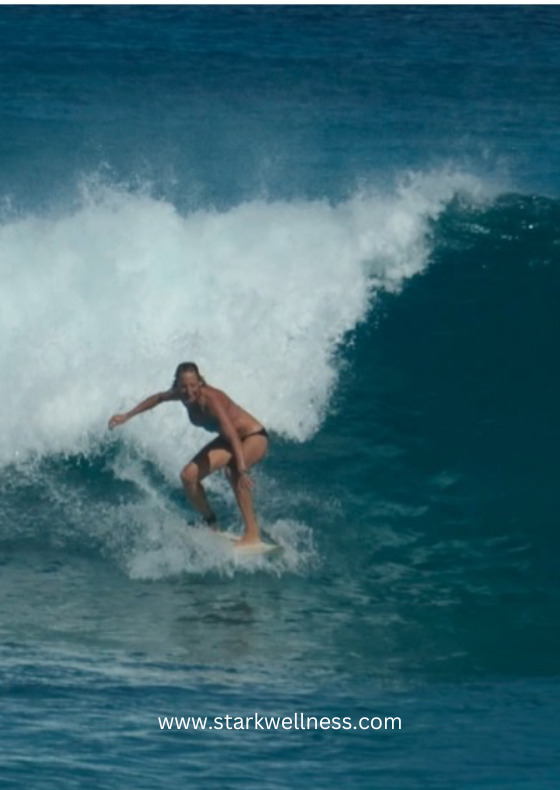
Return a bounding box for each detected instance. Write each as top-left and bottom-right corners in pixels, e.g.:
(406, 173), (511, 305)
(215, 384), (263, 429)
(326, 194), (560, 681)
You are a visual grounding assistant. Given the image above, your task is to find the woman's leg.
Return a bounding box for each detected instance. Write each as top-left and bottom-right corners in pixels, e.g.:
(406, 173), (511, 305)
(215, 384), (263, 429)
(180, 438), (233, 527)
(226, 433), (268, 545)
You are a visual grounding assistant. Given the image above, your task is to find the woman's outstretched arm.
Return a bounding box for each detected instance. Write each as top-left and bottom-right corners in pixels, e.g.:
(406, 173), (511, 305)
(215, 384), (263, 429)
(108, 390), (177, 430)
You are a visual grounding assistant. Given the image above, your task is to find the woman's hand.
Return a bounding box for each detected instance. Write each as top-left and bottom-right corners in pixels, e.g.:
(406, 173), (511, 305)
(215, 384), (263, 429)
(108, 413), (129, 430)
(238, 470), (255, 491)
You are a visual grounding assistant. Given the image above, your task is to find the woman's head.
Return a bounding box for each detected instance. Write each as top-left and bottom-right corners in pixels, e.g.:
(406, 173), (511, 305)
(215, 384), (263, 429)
(172, 362), (205, 401)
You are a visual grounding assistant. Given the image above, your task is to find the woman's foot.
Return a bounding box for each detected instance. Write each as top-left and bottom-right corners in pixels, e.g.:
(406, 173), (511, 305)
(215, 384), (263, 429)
(235, 533), (261, 547)
(203, 513), (219, 532)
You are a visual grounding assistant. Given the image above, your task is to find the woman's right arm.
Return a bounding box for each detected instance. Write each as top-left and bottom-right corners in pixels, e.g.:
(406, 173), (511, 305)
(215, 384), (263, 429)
(108, 390), (177, 430)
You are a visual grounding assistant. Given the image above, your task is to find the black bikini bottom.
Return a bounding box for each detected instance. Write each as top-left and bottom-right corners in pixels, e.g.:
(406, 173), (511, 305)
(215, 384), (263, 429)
(211, 428), (269, 451)
(242, 427), (269, 441)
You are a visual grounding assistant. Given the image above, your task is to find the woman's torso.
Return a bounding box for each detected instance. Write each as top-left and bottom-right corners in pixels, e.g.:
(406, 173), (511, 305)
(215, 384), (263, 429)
(183, 386), (263, 438)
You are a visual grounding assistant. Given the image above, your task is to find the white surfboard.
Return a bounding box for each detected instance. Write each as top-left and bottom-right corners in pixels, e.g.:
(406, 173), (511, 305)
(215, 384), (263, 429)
(217, 531), (283, 556)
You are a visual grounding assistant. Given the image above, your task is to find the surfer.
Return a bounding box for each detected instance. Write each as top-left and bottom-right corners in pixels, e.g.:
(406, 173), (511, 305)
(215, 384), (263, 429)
(108, 362), (268, 546)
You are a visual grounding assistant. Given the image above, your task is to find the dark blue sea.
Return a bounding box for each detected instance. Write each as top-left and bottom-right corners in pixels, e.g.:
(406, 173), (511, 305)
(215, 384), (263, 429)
(2, 5), (560, 788)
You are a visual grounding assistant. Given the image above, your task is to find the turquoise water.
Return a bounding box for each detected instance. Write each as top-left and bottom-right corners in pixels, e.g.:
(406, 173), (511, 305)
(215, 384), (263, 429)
(2, 6), (560, 788)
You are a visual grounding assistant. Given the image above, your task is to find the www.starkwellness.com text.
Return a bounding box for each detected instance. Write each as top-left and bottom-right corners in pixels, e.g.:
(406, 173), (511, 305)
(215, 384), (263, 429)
(159, 713), (402, 732)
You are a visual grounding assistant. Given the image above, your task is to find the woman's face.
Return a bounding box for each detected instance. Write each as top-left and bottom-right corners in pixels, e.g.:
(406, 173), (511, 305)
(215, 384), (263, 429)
(178, 371), (202, 403)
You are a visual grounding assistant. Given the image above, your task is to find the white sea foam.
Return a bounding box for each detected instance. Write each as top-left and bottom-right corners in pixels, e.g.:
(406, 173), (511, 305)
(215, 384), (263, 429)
(0, 170), (490, 474)
(122, 516), (318, 581)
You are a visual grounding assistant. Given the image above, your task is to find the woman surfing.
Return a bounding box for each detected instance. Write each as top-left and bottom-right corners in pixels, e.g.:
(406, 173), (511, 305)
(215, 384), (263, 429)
(108, 362), (268, 547)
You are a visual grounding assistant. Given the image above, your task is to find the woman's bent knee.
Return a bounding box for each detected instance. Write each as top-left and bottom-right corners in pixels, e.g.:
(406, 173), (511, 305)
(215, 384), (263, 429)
(180, 464), (199, 488)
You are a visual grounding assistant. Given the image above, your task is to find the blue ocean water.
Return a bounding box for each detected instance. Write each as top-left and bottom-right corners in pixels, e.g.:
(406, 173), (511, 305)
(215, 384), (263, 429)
(1, 5), (560, 788)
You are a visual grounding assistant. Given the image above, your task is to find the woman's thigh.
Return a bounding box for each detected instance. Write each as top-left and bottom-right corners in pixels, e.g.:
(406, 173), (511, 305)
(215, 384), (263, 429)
(226, 434), (269, 479)
(184, 437), (234, 482)
(241, 434), (268, 468)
